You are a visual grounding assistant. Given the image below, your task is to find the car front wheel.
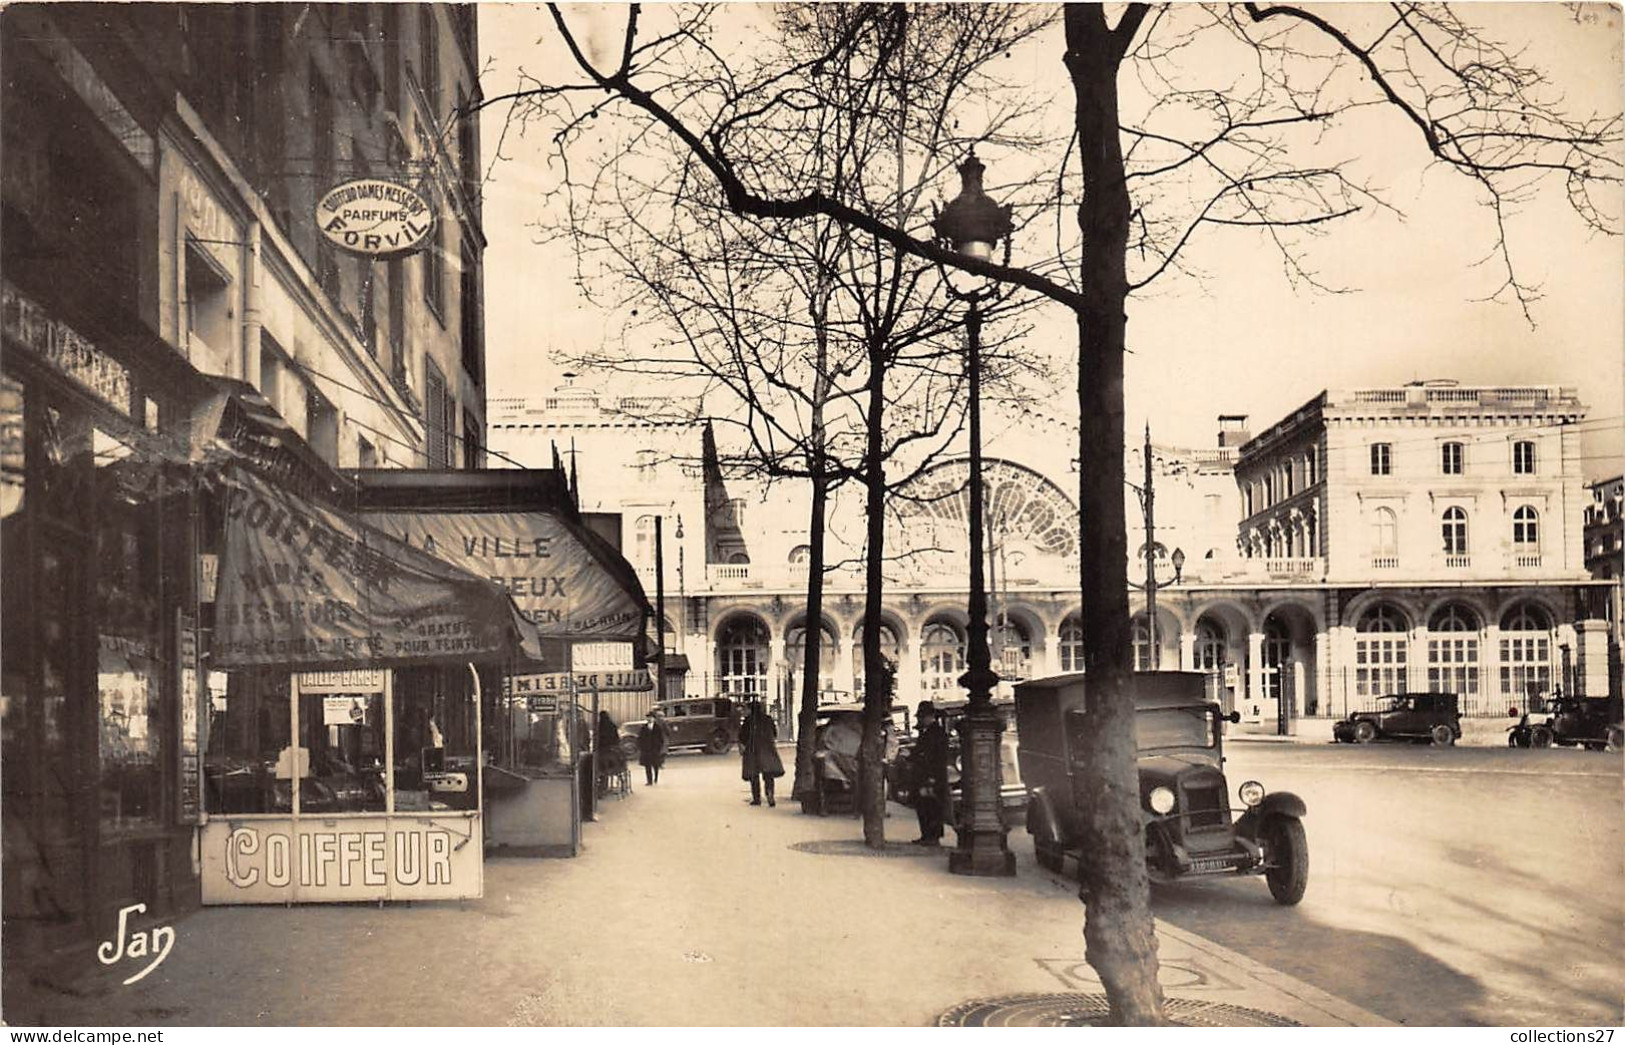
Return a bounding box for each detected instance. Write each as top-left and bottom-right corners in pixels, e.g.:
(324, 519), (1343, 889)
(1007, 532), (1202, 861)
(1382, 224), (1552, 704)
(1429, 724), (1455, 747)
(1352, 720), (1378, 744)
(1263, 816), (1309, 905)
(1530, 726), (1553, 748)
(619, 737), (639, 760)
(1606, 725), (1624, 753)
(707, 730), (730, 755)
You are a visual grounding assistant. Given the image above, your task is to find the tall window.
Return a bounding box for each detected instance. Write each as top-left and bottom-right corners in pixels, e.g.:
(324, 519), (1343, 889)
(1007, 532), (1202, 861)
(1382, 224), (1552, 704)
(1441, 442), (1463, 475)
(1262, 617), (1291, 704)
(1513, 505), (1539, 547)
(1131, 617), (1153, 672)
(1500, 605), (1551, 701)
(1058, 616), (1084, 673)
(1427, 604), (1480, 702)
(1513, 439), (1536, 476)
(462, 409), (481, 470)
(853, 622), (900, 698)
(459, 240), (480, 382)
(386, 256), (406, 383)
(1195, 619), (1226, 672)
(418, 6), (440, 119)
(424, 358), (450, 467)
(632, 515), (656, 570)
(1355, 604), (1410, 699)
(920, 621), (966, 696)
(1371, 507), (1398, 556)
(716, 616), (769, 697)
(309, 69), (338, 295)
(1441, 507), (1468, 556)
(1370, 443), (1392, 476)
(423, 210), (445, 317)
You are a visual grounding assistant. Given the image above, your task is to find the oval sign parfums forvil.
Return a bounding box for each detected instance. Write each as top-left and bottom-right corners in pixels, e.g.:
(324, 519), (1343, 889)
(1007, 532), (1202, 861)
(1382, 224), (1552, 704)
(315, 178), (434, 257)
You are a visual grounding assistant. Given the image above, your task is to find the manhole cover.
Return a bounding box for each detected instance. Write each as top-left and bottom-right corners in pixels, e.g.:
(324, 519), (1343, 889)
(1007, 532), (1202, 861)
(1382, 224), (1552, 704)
(788, 839), (943, 858)
(936, 993), (1300, 1027)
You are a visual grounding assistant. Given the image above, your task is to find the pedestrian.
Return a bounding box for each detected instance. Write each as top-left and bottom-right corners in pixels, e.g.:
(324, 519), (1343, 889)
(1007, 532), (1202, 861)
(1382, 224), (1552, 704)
(912, 701), (949, 846)
(738, 699), (784, 806)
(637, 710), (667, 786)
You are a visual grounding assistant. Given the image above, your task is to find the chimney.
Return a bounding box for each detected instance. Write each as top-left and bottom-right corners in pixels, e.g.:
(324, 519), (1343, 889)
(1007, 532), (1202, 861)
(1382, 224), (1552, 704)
(1217, 414), (1251, 449)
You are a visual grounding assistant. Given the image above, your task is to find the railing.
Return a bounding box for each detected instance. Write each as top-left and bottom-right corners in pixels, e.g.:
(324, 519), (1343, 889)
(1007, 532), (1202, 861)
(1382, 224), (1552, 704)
(1351, 390), (1406, 404)
(1444, 555), (1471, 569)
(1264, 557), (1320, 577)
(1514, 553), (1543, 568)
(1371, 556), (1399, 569)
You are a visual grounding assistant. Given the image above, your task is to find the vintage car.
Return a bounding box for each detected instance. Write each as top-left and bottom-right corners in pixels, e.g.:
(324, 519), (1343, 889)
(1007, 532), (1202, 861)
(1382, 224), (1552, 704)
(888, 699), (1027, 828)
(802, 702), (906, 816)
(1015, 671), (1309, 906)
(1333, 692), (1461, 745)
(1508, 694), (1624, 751)
(618, 696), (741, 757)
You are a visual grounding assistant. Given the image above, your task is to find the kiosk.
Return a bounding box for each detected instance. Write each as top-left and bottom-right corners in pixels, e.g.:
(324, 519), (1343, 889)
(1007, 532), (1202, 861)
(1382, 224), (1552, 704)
(199, 467), (542, 903)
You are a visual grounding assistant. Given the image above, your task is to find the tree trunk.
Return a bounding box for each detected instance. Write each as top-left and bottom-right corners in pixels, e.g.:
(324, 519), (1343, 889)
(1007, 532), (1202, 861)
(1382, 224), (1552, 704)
(1064, 4), (1166, 1026)
(858, 348), (889, 847)
(791, 370), (832, 800)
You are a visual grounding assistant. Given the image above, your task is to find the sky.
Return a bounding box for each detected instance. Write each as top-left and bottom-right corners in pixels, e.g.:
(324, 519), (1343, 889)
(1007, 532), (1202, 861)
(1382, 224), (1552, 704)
(476, 3), (1625, 481)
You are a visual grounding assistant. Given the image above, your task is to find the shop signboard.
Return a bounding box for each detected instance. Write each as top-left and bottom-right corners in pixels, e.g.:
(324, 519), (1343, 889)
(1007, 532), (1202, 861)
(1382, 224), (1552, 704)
(213, 468), (540, 669)
(505, 669), (653, 695)
(297, 669), (386, 694)
(2, 280), (132, 416)
(360, 509), (646, 641)
(177, 617), (202, 824)
(199, 815), (482, 904)
(315, 178), (433, 258)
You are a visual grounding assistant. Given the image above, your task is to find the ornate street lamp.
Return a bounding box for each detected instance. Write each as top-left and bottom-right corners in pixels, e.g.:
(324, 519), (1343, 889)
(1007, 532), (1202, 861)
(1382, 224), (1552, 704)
(932, 149), (1016, 877)
(1171, 547), (1186, 585)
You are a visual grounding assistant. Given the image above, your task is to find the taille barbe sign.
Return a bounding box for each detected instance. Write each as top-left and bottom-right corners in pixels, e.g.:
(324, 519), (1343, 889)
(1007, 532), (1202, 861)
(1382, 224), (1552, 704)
(315, 178), (433, 257)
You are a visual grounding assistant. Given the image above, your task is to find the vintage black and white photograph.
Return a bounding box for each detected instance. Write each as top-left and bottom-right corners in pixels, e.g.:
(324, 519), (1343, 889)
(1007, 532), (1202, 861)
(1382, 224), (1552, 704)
(1, 0), (1621, 1031)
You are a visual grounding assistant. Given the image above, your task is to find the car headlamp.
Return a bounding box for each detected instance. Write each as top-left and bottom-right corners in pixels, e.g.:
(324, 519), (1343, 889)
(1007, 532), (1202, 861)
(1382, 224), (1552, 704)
(1238, 780), (1266, 807)
(1148, 787), (1177, 815)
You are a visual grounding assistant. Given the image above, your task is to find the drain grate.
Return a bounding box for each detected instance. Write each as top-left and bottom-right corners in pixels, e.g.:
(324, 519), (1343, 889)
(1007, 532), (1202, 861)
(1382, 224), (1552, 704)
(936, 993), (1300, 1027)
(788, 839), (943, 858)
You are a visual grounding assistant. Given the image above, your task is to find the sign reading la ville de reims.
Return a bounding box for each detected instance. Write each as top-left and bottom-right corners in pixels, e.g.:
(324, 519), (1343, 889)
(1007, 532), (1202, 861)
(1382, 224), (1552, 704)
(315, 178), (433, 258)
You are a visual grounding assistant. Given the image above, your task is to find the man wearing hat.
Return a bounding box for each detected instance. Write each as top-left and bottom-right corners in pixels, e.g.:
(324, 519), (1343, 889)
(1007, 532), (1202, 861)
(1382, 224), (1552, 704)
(912, 701), (950, 846)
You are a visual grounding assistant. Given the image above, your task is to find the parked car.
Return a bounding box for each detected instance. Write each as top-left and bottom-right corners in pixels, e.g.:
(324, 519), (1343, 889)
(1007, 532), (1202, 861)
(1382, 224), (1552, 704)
(618, 697), (741, 757)
(889, 699), (1027, 829)
(1508, 694), (1624, 751)
(802, 702), (906, 816)
(1016, 671), (1309, 906)
(1333, 692), (1461, 746)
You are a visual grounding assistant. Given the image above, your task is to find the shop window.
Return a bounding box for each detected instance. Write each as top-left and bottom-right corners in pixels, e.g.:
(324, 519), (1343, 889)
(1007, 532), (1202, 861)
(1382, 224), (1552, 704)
(394, 668), (478, 808)
(185, 239), (233, 376)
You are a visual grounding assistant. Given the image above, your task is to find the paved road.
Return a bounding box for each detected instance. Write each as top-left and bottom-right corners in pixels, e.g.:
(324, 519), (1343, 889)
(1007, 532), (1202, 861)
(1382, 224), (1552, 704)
(1133, 742), (1624, 1027)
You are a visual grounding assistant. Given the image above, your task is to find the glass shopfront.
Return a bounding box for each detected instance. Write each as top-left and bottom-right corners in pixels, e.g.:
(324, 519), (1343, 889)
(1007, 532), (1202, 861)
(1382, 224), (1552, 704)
(199, 665), (484, 904)
(1, 330), (196, 972)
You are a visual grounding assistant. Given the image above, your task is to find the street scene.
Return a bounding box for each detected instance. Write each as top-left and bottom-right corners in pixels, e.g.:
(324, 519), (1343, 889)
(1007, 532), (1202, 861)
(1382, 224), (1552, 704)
(2, 0), (1623, 1032)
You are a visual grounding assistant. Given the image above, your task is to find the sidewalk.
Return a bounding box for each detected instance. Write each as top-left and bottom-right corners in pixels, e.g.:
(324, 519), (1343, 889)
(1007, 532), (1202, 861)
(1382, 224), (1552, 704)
(1232, 717), (1520, 747)
(8, 754), (1388, 1028)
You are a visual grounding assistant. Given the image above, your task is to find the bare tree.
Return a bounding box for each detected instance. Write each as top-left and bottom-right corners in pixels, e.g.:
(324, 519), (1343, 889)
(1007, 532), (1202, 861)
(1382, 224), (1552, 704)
(487, 1), (1619, 1023)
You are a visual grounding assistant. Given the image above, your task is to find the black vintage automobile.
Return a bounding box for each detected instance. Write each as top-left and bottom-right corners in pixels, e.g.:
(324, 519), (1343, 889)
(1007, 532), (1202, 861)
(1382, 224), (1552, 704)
(1508, 694), (1624, 751)
(1015, 671), (1309, 905)
(618, 696), (741, 757)
(1333, 692), (1461, 746)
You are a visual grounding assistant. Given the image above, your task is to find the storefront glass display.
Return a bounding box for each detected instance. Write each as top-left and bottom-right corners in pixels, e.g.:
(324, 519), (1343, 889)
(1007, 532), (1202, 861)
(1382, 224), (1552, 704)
(205, 672), (292, 815)
(393, 667), (478, 812)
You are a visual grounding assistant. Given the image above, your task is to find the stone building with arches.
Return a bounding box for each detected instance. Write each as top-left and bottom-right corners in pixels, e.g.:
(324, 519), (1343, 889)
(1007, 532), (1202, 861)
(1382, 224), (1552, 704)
(489, 379), (1610, 735)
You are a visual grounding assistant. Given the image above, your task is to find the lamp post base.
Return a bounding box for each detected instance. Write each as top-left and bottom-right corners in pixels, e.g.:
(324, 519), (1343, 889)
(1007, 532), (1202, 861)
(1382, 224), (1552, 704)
(949, 701), (1016, 878)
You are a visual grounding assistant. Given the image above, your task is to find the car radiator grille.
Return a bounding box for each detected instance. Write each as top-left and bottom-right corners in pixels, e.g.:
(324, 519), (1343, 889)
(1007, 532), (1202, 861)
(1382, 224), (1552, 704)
(1183, 784), (1225, 829)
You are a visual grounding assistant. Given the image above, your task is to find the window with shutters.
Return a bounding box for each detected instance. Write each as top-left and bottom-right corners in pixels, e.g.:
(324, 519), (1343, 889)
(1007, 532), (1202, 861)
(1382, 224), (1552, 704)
(424, 358), (450, 468)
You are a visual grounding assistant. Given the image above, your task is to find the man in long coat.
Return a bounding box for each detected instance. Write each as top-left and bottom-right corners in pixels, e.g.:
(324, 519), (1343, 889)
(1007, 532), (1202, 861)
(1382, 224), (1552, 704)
(912, 701), (949, 846)
(637, 711), (667, 785)
(738, 700), (784, 806)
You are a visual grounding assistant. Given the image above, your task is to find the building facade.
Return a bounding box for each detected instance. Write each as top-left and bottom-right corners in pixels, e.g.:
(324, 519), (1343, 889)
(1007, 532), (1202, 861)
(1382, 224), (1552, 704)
(490, 380), (1608, 732)
(1583, 475), (1623, 696)
(2, 2), (486, 985)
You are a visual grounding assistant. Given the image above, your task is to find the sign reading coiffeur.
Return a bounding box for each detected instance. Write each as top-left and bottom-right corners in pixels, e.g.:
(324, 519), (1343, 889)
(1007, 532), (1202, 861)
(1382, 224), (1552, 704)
(315, 178), (433, 257)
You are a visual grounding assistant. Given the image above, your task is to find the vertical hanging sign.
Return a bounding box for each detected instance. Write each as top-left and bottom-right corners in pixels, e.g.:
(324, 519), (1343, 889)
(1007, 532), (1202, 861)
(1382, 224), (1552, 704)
(177, 612), (202, 824)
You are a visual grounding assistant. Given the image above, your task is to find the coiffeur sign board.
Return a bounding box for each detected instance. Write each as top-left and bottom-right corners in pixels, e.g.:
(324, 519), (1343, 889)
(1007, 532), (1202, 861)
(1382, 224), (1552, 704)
(360, 509), (645, 640)
(212, 469), (540, 668)
(201, 817), (482, 904)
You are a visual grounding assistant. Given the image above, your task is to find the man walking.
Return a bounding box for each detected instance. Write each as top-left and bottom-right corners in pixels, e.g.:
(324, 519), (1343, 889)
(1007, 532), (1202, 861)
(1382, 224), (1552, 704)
(912, 701), (949, 846)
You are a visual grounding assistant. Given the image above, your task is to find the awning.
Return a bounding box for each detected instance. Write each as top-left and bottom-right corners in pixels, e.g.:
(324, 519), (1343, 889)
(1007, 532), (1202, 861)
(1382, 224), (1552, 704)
(213, 466), (543, 670)
(351, 469), (652, 643)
